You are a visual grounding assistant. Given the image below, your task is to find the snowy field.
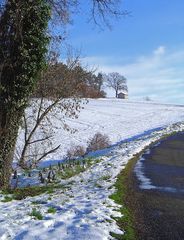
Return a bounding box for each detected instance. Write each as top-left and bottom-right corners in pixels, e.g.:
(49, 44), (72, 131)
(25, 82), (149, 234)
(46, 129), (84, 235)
(17, 98), (184, 162)
(1, 99), (184, 240)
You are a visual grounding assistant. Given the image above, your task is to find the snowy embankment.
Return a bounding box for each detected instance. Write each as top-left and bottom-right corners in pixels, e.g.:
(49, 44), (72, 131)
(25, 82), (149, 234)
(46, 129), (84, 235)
(1, 99), (184, 240)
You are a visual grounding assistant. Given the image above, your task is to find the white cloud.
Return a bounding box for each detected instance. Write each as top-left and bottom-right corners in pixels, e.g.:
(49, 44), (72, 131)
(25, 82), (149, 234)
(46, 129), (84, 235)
(153, 46), (166, 56)
(82, 46), (184, 104)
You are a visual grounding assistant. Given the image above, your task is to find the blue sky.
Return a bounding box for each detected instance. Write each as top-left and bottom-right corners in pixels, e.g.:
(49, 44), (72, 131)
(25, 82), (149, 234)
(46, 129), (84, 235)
(66, 0), (184, 104)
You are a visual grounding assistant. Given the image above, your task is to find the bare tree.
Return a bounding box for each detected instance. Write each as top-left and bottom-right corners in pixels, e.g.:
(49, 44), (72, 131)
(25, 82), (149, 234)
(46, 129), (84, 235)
(87, 132), (111, 152)
(15, 98), (84, 169)
(66, 145), (86, 160)
(106, 72), (127, 98)
(144, 96), (151, 101)
(15, 52), (88, 169)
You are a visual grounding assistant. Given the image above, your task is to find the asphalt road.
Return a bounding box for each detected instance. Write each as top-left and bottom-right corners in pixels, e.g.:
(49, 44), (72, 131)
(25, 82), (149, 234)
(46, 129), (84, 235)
(130, 132), (184, 240)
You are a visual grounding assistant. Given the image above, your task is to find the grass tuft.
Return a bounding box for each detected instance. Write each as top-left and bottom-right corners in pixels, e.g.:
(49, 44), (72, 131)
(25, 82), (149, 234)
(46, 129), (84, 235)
(47, 206), (57, 214)
(30, 208), (43, 220)
(1, 195), (13, 202)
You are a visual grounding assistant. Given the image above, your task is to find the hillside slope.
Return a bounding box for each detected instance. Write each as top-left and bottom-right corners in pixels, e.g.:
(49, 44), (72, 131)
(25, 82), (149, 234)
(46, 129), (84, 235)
(17, 99), (184, 161)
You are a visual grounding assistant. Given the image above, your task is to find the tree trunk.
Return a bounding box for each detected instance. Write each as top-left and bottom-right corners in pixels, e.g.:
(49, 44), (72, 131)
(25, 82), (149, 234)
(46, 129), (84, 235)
(116, 90), (118, 98)
(0, 0), (50, 188)
(0, 105), (22, 189)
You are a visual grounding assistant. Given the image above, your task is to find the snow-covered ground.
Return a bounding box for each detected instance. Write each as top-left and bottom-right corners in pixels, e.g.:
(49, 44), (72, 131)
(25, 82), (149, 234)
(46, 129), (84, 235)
(17, 99), (184, 162)
(1, 99), (184, 240)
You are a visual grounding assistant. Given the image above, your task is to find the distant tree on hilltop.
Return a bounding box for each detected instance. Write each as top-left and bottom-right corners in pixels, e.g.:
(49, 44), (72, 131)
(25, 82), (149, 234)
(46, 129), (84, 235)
(106, 72), (128, 98)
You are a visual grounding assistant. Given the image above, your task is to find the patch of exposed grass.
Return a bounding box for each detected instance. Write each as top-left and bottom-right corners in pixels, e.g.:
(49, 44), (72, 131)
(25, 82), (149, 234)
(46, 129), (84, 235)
(47, 206), (57, 214)
(56, 157), (101, 180)
(109, 156), (138, 240)
(0, 157), (102, 201)
(1, 195), (13, 202)
(1, 184), (62, 200)
(30, 208), (43, 220)
(31, 200), (48, 205)
(31, 201), (39, 205)
(95, 158), (102, 164)
(101, 175), (111, 181)
(57, 165), (85, 179)
(94, 182), (103, 188)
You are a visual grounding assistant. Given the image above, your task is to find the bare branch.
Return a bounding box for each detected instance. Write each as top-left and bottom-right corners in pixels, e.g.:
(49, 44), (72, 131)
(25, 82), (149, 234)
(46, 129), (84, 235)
(36, 144), (61, 163)
(36, 96), (44, 122)
(23, 113), (28, 143)
(28, 135), (52, 145)
(47, 0), (128, 30)
(90, 0), (129, 28)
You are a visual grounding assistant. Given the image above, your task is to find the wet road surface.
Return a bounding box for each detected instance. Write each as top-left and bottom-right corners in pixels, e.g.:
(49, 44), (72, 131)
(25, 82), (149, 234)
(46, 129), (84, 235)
(131, 132), (184, 240)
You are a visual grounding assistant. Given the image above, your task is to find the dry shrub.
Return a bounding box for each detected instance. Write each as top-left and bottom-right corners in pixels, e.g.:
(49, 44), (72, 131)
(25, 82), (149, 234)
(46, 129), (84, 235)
(87, 132), (111, 152)
(78, 83), (106, 98)
(66, 145), (86, 160)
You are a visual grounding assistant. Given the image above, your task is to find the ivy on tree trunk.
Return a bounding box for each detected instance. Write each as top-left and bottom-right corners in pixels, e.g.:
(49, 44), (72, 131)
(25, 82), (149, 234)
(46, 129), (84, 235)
(0, 0), (50, 189)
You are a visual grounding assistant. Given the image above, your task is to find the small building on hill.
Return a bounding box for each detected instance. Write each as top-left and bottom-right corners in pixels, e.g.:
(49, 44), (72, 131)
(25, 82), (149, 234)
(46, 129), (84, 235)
(118, 92), (128, 99)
